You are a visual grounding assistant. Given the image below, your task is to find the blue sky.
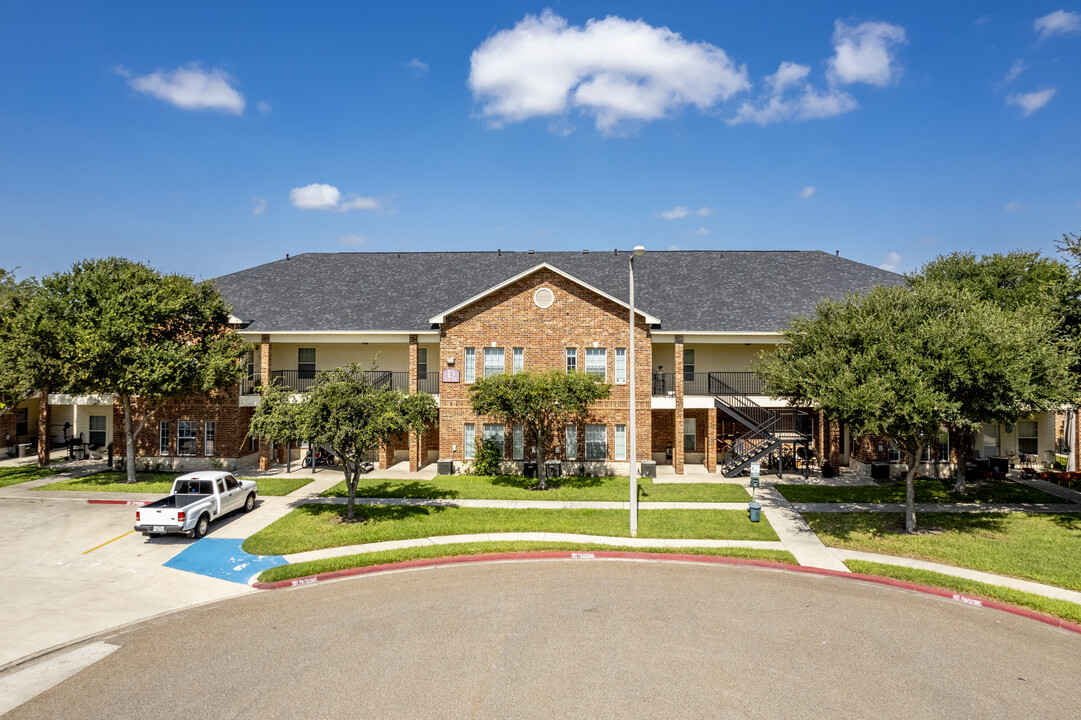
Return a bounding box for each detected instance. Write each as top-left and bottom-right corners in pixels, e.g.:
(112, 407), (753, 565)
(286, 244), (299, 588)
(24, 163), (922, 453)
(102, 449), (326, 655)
(1, 1), (1079, 281)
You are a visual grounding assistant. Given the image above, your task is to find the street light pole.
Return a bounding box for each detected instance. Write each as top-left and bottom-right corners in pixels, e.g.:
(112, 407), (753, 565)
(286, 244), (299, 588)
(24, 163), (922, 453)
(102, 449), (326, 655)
(629, 245), (645, 537)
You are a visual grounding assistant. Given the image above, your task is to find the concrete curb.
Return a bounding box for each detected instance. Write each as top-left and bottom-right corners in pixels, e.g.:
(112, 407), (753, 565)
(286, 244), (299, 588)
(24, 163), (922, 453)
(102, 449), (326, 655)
(251, 551), (1081, 635)
(86, 499), (150, 506)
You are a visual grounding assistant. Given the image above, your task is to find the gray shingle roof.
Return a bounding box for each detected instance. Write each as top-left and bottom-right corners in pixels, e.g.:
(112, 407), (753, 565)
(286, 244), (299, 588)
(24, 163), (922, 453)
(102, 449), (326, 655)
(213, 250), (905, 333)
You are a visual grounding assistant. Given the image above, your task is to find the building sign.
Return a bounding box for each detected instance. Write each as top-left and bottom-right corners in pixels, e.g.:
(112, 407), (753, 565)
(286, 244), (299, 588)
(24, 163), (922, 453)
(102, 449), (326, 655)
(441, 368), (460, 383)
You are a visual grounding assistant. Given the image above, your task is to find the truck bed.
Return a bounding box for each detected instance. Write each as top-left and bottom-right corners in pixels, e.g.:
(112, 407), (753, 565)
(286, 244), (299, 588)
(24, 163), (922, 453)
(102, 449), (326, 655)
(143, 494), (211, 510)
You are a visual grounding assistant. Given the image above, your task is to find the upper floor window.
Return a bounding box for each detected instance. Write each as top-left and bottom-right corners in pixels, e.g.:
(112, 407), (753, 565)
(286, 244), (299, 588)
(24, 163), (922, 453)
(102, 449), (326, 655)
(417, 347), (428, 376)
(566, 348), (577, 372)
(512, 348), (524, 374)
(464, 348), (475, 383)
(585, 348), (606, 380)
(684, 348), (695, 381)
(614, 348), (626, 384)
(298, 348), (316, 379)
(245, 351), (256, 380)
(483, 347), (504, 377)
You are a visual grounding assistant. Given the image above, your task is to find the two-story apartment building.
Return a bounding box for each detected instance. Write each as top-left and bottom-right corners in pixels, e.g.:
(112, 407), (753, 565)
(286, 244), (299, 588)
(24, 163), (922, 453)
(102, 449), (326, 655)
(6, 250), (1074, 476)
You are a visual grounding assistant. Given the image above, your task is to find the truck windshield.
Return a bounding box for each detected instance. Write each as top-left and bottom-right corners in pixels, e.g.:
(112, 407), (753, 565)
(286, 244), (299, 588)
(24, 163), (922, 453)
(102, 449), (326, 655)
(176, 480), (212, 494)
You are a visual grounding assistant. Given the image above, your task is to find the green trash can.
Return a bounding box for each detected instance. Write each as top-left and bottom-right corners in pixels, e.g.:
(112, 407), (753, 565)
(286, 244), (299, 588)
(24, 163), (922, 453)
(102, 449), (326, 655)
(748, 501), (762, 523)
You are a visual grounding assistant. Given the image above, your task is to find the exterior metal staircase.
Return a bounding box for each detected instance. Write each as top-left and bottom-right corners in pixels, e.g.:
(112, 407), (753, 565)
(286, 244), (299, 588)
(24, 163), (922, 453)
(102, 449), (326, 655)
(708, 374), (811, 477)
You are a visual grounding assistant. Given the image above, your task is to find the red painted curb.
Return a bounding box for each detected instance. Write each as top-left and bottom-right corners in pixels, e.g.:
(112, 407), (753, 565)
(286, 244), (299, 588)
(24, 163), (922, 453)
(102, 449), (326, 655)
(252, 551), (1081, 635)
(87, 499), (150, 506)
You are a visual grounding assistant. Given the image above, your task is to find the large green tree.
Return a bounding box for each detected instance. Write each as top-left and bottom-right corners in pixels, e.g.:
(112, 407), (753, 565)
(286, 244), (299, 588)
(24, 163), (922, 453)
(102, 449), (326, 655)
(469, 370), (611, 490)
(248, 377), (311, 473)
(303, 363), (409, 521)
(755, 282), (1074, 532)
(44, 258), (247, 482)
(911, 250), (1081, 489)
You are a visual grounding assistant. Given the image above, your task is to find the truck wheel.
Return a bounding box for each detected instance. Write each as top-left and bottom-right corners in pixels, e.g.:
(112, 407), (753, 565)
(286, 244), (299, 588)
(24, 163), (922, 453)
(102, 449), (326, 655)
(148, 533), (162, 539)
(243, 493), (256, 512)
(193, 514), (210, 539)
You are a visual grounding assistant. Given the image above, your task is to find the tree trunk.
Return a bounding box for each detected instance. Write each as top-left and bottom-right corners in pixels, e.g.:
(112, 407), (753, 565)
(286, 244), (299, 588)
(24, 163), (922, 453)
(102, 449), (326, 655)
(37, 388), (50, 468)
(345, 455), (356, 522)
(122, 395), (137, 483)
(904, 440), (923, 533)
(953, 426), (972, 494)
(535, 425), (547, 490)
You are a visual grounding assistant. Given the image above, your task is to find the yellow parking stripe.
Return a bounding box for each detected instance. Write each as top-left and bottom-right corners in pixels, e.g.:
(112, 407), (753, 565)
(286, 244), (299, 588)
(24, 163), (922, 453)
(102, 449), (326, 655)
(83, 530), (135, 554)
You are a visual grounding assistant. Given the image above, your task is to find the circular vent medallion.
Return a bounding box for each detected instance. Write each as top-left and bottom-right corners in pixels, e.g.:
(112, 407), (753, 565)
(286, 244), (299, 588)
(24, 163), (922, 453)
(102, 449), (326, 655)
(533, 288), (555, 309)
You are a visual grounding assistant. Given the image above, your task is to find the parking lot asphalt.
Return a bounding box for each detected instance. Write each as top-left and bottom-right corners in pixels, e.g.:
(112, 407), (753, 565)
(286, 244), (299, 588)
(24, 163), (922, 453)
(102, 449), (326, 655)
(7, 559), (1081, 719)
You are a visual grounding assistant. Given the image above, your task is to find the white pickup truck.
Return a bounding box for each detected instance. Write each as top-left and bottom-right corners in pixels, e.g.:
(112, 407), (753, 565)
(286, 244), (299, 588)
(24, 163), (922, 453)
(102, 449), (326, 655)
(134, 471), (258, 539)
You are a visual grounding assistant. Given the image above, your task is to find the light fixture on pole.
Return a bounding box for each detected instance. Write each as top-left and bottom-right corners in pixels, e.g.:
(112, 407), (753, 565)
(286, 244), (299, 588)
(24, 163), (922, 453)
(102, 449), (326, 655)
(629, 245), (645, 537)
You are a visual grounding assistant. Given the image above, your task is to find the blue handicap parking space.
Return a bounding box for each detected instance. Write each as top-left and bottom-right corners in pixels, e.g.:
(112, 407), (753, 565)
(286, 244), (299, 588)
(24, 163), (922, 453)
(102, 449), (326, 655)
(164, 538), (286, 584)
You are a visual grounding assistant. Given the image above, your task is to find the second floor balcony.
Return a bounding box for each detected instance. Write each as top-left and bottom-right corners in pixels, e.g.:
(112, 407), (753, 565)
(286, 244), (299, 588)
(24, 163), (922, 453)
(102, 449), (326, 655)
(242, 369), (441, 395)
(651, 371), (767, 397)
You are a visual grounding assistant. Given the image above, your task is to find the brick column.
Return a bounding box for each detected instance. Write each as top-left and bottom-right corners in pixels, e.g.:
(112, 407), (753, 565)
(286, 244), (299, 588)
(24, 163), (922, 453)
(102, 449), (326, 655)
(259, 334), (272, 470)
(37, 389), (50, 467)
(408, 335), (420, 471)
(705, 407), (717, 473)
(379, 442), (394, 470)
(674, 336), (684, 474)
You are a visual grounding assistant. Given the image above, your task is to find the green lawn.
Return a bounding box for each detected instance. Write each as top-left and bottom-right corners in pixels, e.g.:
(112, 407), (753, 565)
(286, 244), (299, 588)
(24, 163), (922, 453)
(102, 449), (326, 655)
(846, 560), (1081, 625)
(777, 478), (1064, 504)
(244, 504), (777, 555)
(322, 475), (750, 503)
(0, 465), (59, 488)
(257, 541), (797, 583)
(805, 511), (1081, 592)
(37, 471), (313, 496)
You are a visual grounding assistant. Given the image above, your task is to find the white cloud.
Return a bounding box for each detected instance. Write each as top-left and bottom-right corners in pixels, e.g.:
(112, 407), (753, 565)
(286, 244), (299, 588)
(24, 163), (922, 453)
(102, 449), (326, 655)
(798, 186), (816, 199)
(1004, 59), (1027, 83)
(469, 10), (750, 132)
(1003, 201), (1026, 212)
(667, 244), (680, 251)
(879, 251), (902, 272)
(657, 206), (689, 220)
(691, 227), (710, 236)
(121, 64), (245, 114)
(257, 100), (272, 114)
(290, 183), (381, 212)
(1035, 10), (1081, 40)
(695, 207), (714, 217)
(1008, 88), (1056, 115)
(407, 58), (429, 77)
(828, 20), (908, 87)
(338, 235), (369, 247)
(252, 197), (267, 216)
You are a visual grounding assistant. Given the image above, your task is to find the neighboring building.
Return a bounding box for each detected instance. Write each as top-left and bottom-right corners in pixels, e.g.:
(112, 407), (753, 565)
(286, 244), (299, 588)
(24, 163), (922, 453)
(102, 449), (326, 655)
(5, 250), (1076, 475)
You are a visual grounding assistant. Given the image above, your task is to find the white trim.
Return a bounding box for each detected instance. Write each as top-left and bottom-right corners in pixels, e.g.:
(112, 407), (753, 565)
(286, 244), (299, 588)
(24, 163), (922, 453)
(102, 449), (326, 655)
(238, 331), (439, 344)
(427, 263), (661, 324)
(651, 331), (784, 344)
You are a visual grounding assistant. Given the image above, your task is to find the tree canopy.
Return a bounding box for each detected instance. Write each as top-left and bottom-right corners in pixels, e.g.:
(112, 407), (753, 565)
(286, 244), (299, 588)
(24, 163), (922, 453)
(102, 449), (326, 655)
(469, 370), (610, 489)
(755, 281), (1074, 532)
(44, 258), (247, 481)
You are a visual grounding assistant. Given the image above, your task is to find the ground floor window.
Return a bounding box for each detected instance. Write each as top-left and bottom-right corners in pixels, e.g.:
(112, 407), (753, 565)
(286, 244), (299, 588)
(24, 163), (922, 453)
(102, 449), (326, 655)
(889, 443), (901, 463)
(1017, 420), (1038, 455)
(88, 415), (107, 447)
(464, 423), (475, 459)
(159, 421), (170, 455)
(684, 417), (696, 452)
(177, 421), (197, 456)
(566, 425), (577, 460)
(483, 423), (504, 458)
(922, 428), (949, 463)
(981, 423), (999, 457)
(512, 423), (524, 460)
(585, 424), (606, 460)
(204, 421), (216, 456)
(615, 424), (626, 461)
(16, 407), (28, 437)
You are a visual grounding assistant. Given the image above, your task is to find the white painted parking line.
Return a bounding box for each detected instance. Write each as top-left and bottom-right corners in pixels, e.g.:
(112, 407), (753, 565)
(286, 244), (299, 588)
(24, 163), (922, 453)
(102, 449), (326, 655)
(0, 641), (120, 715)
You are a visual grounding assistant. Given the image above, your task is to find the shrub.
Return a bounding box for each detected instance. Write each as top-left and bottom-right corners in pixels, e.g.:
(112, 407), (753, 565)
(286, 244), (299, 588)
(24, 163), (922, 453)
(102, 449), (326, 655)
(473, 438), (503, 476)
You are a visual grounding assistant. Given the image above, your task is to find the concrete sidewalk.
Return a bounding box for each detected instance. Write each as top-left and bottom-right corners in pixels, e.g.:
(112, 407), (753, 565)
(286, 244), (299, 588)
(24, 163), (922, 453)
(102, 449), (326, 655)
(790, 501), (1081, 513)
(301, 496), (752, 511)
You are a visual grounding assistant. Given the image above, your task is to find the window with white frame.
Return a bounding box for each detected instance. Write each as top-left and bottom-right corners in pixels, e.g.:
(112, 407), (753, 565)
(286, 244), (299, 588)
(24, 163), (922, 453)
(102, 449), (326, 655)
(464, 348), (475, 383)
(298, 348), (316, 379)
(245, 351), (256, 381)
(513, 424), (524, 459)
(889, 442), (901, 463)
(89, 415), (107, 447)
(1017, 420), (1039, 455)
(204, 421), (216, 456)
(159, 421), (169, 455)
(483, 423), (504, 458)
(566, 424), (577, 460)
(585, 424), (607, 460)
(177, 421), (197, 457)
(464, 423), (475, 459)
(614, 348), (626, 383)
(585, 348), (606, 379)
(512, 348), (524, 374)
(417, 347), (428, 376)
(566, 348), (577, 372)
(483, 347), (504, 378)
(684, 417), (696, 452)
(615, 424), (626, 461)
(922, 428), (949, 462)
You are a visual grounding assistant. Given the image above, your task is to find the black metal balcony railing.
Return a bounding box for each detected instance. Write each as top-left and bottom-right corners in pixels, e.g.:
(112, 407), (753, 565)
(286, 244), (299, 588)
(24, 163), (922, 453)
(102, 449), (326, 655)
(651, 371), (766, 397)
(418, 371), (440, 394)
(243, 369), (413, 394)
